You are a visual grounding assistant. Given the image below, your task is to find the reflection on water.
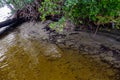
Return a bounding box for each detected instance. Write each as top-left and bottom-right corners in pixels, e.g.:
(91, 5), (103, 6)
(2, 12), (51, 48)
(0, 33), (16, 58)
(0, 32), (120, 80)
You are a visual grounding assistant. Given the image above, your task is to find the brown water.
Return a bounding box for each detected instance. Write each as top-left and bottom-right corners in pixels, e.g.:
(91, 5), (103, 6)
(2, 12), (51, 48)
(0, 32), (120, 80)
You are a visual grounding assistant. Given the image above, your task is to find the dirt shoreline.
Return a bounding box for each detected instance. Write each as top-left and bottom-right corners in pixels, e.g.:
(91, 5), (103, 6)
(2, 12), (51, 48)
(16, 21), (120, 69)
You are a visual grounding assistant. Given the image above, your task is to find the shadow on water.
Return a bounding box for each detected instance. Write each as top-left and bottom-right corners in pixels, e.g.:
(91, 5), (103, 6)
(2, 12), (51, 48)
(0, 32), (120, 80)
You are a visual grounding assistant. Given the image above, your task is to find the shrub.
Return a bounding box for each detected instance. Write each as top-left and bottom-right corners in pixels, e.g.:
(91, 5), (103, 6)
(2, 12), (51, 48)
(39, 0), (63, 21)
(39, 0), (120, 31)
(64, 0), (120, 28)
(39, 0), (66, 31)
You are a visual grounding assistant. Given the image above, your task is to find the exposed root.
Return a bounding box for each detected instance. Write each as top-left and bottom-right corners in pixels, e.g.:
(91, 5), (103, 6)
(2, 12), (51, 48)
(15, 2), (41, 21)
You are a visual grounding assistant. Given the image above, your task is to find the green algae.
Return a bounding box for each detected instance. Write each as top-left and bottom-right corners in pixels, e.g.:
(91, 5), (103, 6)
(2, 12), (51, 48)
(0, 33), (120, 80)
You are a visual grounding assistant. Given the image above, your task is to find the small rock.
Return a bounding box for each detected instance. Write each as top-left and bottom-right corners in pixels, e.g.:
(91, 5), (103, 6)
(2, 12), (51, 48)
(43, 44), (62, 58)
(57, 39), (64, 43)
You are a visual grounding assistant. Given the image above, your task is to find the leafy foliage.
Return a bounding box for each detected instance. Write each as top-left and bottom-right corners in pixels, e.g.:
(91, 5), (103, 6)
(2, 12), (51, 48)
(39, 0), (63, 21)
(49, 17), (66, 32)
(39, 0), (65, 31)
(64, 0), (120, 28)
(39, 0), (120, 31)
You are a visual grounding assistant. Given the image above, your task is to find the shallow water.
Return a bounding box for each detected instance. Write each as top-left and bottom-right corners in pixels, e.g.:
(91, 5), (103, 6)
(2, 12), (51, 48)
(0, 32), (120, 80)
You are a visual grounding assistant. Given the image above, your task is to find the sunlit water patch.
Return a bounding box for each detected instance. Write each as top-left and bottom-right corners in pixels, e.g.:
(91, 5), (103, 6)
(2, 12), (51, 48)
(0, 5), (12, 34)
(0, 33), (16, 57)
(0, 5), (11, 22)
(0, 33), (120, 80)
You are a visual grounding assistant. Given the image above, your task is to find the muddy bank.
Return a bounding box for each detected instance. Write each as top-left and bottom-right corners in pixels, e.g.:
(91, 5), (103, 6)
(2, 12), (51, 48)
(15, 20), (120, 69)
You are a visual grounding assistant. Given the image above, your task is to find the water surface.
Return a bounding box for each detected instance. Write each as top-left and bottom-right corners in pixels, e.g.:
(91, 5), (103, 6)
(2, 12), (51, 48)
(0, 32), (120, 80)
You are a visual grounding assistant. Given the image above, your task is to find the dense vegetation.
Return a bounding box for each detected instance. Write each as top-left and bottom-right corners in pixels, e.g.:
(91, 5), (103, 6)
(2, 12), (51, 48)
(0, 0), (120, 31)
(66, 0), (120, 30)
(39, 0), (120, 31)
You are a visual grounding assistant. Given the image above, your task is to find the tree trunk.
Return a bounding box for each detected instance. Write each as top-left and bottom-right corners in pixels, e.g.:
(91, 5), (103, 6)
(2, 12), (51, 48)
(0, 18), (17, 28)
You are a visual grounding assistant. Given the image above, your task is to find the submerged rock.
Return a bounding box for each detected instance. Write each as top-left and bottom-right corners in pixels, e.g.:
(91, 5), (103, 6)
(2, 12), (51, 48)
(43, 44), (62, 58)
